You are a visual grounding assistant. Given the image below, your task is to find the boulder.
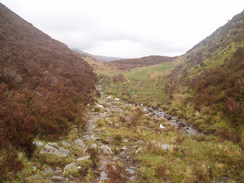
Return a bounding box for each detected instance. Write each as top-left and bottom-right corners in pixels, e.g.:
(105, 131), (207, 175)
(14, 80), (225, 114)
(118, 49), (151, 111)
(71, 128), (78, 133)
(91, 143), (98, 149)
(53, 169), (63, 175)
(40, 143), (70, 157)
(43, 167), (54, 175)
(63, 162), (76, 172)
(126, 167), (135, 175)
(51, 175), (65, 182)
(77, 156), (90, 161)
(99, 171), (108, 181)
(159, 124), (166, 129)
(120, 146), (127, 151)
(74, 139), (86, 149)
(33, 141), (44, 147)
(100, 145), (113, 154)
(135, 148), (142, 154)
(61, 141), (71, 147)
(161, 144), (172, 151)
(96, 104), (104, 108)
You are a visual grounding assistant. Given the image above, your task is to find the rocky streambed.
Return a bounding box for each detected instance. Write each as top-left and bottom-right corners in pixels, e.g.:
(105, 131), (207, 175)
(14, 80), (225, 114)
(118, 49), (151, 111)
(140, 104), (204, 136)
(26, 85), (205, 183)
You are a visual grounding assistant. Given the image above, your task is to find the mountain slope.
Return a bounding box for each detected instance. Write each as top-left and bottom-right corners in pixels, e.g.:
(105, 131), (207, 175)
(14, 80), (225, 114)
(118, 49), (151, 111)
(110, 55), (176, 70)
(165, 11), (244, 141)
(78, 54), (117, 74)
(0, 3), (96, 179)
(73, 48), (123, 62)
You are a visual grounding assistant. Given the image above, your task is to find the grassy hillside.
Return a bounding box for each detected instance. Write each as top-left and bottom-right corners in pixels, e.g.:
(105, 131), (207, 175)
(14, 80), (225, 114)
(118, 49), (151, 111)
(165, 11), (244, 142)
(0, 4), (96, 180)
(97, 11), (244, 144)
(110, 55), (176, 70)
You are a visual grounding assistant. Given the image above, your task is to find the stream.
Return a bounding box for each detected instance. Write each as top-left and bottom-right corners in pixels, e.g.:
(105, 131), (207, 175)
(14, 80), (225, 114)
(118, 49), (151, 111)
(140, 104), (204, 136)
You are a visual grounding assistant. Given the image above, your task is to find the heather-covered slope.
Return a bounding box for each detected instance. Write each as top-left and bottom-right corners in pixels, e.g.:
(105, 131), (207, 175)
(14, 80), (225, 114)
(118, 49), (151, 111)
(0, 3), (96, 179)
(165, 11), (244, 141)
(110, 55), (176, 70)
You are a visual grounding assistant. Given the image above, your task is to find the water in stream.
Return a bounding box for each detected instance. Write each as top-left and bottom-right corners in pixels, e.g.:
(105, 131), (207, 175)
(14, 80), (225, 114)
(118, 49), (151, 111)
(140, 104), (204, 136)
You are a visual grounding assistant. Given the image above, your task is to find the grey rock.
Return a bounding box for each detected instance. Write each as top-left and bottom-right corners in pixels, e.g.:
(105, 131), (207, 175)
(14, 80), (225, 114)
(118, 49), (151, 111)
(129, 176), (136, 181)
(100, 145), (113, 154)
(112, 156), (120, 161)
(161, 144), (172, 150)
(64, 162), (76, 172)
(71, 128), (78, 133)
(120, 146), (127, 151)
(33, 141), (44, 147)
(27, 174), (42, 180)
(95, 103), (104, 108)
(123, 139), (129, 143)
(53, 169), (63, 175)
(126, 168), (135, 175)
(40, 143), (70, 157)
(61, 141), (71, 147)
(91, 143), (98, 149)
(99, 171), (108, 181)
(51, 175), (65, 182)
(77, 155), (90, 161)
(218, 176), (235, 183)
(135, 148), (142, 154)
(137, 140), (145, 144)
(44, 167), (53, 175)
(74, 139), (86, 149)
(32, 166), (37, 171)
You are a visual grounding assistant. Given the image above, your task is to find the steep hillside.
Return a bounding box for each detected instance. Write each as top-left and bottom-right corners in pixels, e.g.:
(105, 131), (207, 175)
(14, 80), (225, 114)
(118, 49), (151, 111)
(73, 48), (123, 62)
(0, 3), (96, 179)
(110, 55), (176, 70)
(166, 11), (244, 141)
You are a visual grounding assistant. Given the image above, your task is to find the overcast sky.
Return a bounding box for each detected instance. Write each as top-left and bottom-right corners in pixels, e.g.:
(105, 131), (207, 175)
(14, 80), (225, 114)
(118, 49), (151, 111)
(1, 0), (243, 58)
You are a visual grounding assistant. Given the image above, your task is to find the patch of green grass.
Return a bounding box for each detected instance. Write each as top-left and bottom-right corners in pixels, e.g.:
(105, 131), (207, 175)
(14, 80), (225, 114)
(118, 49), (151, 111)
(103, 62), (176, 107)
(125, 61), (176, 81)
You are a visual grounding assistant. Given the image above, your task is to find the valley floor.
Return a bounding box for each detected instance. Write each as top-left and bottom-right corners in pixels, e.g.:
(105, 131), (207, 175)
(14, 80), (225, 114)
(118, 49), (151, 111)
(12, 84), (243, 183)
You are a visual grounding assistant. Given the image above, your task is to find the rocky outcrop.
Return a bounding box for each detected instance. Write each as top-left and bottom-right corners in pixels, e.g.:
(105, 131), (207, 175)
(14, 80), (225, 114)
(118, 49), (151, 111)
(40, 143), (70, 157)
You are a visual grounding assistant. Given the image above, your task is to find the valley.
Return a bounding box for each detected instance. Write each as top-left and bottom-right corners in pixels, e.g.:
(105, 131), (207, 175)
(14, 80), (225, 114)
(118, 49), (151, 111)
(9, 84), (243, 183)
(0, 2), (243, 183)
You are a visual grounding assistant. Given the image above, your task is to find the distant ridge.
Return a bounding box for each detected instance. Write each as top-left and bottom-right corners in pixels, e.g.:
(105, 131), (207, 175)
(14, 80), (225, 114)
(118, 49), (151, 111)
(73, 48), (124, 62)
(109, 55), (176, 70)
